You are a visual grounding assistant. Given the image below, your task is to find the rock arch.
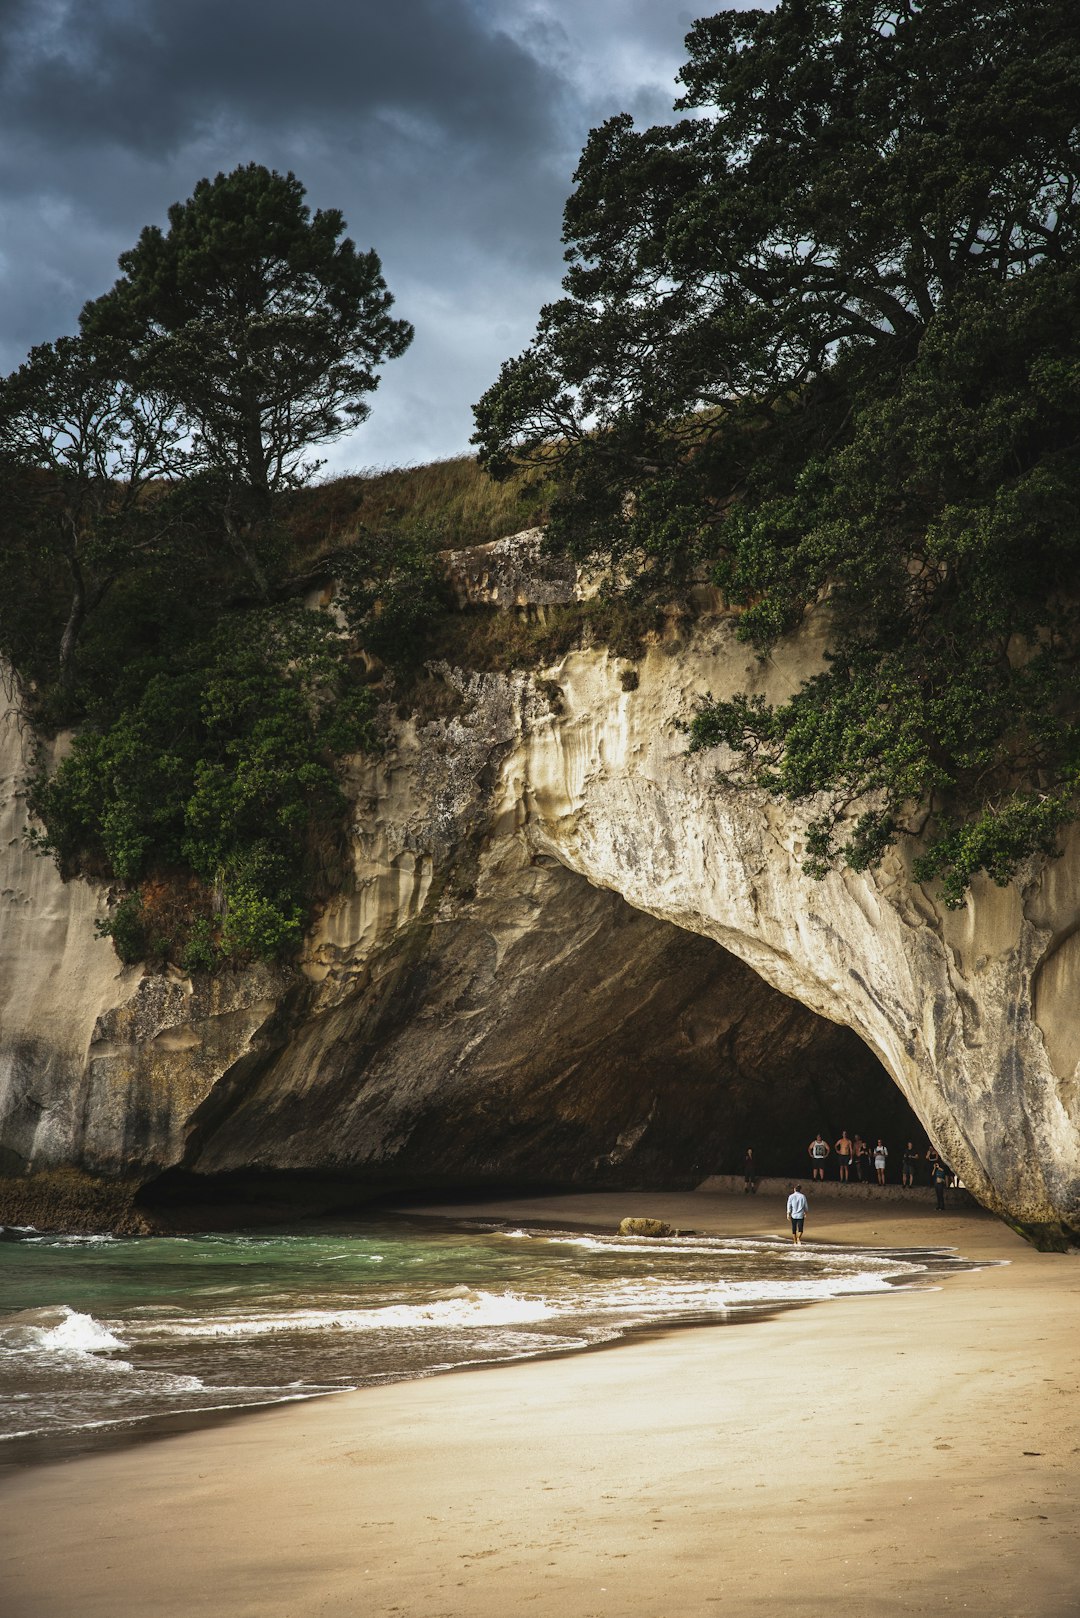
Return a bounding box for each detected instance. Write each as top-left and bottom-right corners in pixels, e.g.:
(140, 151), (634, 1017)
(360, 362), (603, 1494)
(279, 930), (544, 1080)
(3, 610), (1079, 1245)
(494, 625), (1080, 1247)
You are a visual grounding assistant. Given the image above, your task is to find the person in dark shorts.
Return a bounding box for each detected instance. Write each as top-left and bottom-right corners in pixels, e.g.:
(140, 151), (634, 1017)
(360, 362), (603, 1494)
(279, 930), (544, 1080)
(808, 1133), (830, 1180)
(853, 1135), (871, 1182)
(834, 1130), (853, 1182)
(786, 1183), (808, 1245)
(901, 1141), (920, 1187)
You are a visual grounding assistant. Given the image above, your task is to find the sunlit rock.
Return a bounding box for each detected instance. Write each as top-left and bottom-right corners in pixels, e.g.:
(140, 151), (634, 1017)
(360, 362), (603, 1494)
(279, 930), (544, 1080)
(2, 538), (1079, 1245)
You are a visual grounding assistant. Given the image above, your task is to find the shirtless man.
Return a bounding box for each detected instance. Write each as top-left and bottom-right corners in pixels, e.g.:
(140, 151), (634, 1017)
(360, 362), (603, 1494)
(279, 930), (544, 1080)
(808, 1133), (831, 1181)
(834, 1130), (853, 1182)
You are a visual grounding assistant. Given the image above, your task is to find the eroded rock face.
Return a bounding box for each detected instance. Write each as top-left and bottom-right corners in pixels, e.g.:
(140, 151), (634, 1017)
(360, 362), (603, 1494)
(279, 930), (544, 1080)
(170, 843), (912, 1197)
(0, 683), (293, 1216)
(2, 564), (1079, 1243)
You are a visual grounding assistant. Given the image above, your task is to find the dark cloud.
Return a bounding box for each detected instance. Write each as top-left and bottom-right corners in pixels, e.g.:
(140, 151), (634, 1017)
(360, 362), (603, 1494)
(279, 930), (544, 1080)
(1, 0), (557, 152)
(0, 1), (736, 466)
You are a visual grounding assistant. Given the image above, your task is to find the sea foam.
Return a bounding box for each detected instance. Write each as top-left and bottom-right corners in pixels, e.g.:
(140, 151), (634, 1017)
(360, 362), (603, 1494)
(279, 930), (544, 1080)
(38, 1307), (127, 1355)
(152, 1290), (557, 1341)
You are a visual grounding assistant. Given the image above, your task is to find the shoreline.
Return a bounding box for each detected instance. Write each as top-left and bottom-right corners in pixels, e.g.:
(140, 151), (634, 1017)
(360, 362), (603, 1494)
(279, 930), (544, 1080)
(3, 1190), (1078, 1617)
(0, 1194), (980, 1475)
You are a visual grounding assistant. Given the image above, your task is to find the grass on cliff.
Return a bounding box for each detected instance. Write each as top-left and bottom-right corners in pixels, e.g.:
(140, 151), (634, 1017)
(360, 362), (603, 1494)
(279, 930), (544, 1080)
(280, 455), (549, 563)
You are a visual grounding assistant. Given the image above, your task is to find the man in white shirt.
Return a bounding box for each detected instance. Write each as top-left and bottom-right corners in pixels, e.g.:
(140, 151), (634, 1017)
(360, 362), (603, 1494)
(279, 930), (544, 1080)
(786, 1183), (808, 1245)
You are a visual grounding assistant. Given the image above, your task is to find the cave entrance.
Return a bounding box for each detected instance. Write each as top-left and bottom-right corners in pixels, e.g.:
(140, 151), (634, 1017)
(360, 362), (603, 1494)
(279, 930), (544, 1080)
(138, 856), (925, 1219)
(402, 861), (924, 1191)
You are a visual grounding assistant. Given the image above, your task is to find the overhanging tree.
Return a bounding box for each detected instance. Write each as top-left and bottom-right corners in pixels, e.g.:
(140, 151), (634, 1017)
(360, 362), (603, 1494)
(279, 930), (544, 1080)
(473, 0), (1080, 904)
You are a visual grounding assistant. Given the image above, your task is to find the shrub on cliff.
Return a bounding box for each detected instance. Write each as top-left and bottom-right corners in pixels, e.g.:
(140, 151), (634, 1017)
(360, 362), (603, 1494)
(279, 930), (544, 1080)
(30, 607), (377, 968)
(1, 165), (417, 967)
(474, 0), (1080, 904)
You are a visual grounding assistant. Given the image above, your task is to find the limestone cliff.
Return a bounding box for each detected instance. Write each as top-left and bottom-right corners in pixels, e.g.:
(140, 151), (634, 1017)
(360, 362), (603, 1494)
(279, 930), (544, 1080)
(2, 546), (1079, 1245)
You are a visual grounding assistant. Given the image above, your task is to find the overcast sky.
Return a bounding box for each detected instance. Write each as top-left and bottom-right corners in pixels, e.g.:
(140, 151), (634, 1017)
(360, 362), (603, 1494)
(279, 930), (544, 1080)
(0, 1), (741, 474)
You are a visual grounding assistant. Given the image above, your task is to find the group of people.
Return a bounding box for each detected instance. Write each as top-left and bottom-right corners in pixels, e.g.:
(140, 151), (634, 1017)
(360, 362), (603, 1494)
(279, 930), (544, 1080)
(742, 1138), (956, 1210)
(807, 1132), (928, 1188)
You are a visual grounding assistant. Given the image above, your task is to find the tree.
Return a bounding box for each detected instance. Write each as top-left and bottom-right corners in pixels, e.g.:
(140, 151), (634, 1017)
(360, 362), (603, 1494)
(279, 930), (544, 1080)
(473, 0), (1080, 904)
(477, 0), (1080, 497)
(30, 604), (378, 968)
(81, 165), (413, 587)
(0, 334), (183, 699)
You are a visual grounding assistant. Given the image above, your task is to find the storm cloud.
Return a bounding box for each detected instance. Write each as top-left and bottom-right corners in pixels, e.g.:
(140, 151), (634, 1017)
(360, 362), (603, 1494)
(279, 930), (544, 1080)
(0, 1), (718, 467)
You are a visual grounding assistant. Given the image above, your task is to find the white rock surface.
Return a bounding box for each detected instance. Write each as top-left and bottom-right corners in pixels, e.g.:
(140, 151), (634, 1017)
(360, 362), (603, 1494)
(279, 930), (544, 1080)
(2, 591), (1079, 1241)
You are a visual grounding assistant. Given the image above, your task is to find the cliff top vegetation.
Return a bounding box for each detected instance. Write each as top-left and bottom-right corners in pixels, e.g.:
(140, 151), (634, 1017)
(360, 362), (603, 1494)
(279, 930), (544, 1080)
(474, 0), (1080, 907)
(0, 170), (553, 971)
(6, 1), (1080, 975)
(0, 164), (423, 970)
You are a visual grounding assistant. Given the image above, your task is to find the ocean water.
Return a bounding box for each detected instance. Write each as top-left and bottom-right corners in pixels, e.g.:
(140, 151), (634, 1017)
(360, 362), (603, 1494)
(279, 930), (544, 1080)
(0, 1215), (978, 1464)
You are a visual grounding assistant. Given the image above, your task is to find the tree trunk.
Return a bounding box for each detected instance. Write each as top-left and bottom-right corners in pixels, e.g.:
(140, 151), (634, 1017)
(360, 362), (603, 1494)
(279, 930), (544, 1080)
(223, 508), (270, 600)
(59, 557), (87, 701)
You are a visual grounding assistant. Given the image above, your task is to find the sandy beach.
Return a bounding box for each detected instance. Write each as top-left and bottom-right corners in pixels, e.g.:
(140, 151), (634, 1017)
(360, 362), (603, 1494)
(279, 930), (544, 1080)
(2, 1190), (1078, 1618)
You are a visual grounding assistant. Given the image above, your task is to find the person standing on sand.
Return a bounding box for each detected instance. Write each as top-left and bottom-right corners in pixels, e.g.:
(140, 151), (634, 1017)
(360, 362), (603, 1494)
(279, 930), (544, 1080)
(873, 1138), (889, 1186)
(835, 1130), (853, 1182)
(786, 1183), (808, 1245)
(901, 1141), (920, 1187)
(931, 1158), (949, 1210)
(743, 1148), (758, 1194)
(854, 1135), (870, 1182)
(808, 1133), (830, 1180)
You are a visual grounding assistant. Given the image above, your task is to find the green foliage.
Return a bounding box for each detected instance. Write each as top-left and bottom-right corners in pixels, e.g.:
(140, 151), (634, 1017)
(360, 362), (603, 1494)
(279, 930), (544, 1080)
(0, 334), (185, 698)
(33, 607), (377, 966)
(335, 525), (449, 668)
(689, 264), (1080, 901)
(94, 891), (147, 966)
(476, 0), (1080, 904)
(81, 164), (413, 499)
(0, 164), (420, 968)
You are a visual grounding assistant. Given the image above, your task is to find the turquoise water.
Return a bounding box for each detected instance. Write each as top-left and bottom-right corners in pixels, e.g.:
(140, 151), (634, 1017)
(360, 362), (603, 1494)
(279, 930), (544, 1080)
(0, 1216), (976, 1462)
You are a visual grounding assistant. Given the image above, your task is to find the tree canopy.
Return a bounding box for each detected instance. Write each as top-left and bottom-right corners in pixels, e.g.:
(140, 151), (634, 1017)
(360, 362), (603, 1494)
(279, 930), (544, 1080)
(473, 0), (1080, 905)
(0, 333), (183, 698)
(1, 165), (414, 694)
(82, 163), (413, 499)
(0, 167), (411, 968)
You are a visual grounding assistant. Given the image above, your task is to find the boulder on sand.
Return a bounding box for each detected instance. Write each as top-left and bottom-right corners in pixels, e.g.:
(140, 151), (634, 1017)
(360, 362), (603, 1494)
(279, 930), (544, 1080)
(617, 1217), (675, 1238)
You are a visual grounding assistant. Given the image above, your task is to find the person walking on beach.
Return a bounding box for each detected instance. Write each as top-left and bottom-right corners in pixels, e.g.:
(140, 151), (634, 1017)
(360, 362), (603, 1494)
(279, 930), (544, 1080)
(743, 1148), (758, 1194)
(808, 1133), (830, 1181)
(787, 1183), (808, 1245)
(873, 1138), (889, 1186)
(931, 1158), (950, 1210)
(835, 1130), (853, 1182)
(901, 1141), (920, 1188)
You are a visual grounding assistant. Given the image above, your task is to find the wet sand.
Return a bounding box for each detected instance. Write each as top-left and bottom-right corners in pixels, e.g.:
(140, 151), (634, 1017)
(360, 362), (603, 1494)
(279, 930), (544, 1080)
(2, 1190), (1078, 1617)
